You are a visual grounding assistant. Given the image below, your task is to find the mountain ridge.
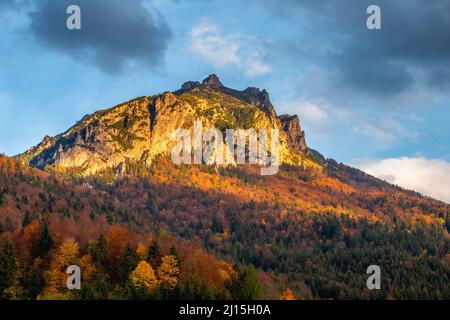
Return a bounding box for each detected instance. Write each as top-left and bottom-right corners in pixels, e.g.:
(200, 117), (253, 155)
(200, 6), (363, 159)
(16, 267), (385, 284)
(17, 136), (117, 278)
(17, 75), (320, 176)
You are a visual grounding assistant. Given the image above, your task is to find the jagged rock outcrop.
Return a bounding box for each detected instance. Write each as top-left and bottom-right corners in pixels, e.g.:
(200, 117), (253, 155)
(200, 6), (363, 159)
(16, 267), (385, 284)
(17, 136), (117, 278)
(201, 74), (224, 89)
(18, 75), (317, 176)
(278, 114), (308, 152)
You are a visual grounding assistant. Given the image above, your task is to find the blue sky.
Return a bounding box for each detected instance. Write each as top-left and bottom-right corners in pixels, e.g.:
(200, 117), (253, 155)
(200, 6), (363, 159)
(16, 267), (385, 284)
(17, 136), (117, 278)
(0, 0), (449, 202)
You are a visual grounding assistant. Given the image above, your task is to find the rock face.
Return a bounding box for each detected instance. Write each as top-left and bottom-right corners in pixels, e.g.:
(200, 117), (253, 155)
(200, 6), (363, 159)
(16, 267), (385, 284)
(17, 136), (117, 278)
(201, 74), (224, 89)
(278, 114), (308, 152)
(18, 75), (316, 176)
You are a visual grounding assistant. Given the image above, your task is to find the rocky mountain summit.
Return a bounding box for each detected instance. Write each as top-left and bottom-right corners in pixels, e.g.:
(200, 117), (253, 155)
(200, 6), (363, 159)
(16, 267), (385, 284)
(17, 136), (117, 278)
(18, 75), (319, 176)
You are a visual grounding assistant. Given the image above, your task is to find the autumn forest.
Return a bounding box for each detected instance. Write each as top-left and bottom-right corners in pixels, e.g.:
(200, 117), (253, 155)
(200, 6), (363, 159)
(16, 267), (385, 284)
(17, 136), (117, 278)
(0, 154), (449, 300)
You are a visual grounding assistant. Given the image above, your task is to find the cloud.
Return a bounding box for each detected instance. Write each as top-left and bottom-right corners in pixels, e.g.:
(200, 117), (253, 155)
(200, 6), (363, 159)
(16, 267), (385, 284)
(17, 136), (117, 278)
(27, 0), (172, 74)
(189, 22), (240, 67)
(279, 98), (418, 144)
(355, 157), (450, 203)
(280, 101), (329, 125)
(189, 21), (271, 77)
(245, 52), (272, 77)
(352, 117), (419, 145)
(258, 0), (450, 98)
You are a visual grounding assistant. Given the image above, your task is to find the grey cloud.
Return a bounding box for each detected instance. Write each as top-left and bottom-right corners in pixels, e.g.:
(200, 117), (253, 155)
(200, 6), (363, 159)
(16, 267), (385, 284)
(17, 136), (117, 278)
(260, 0), (450, 97)
(27, 0), (172, 74)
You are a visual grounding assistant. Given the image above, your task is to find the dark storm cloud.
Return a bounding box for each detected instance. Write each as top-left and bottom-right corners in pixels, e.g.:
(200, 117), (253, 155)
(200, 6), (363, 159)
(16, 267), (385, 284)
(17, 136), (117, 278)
(260, 0), (450, 97)
(27, 0), (172, 74)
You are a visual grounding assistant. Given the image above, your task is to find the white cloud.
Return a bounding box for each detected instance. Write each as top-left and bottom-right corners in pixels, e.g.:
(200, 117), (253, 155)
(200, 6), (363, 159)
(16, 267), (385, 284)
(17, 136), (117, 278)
(189, 22), (271, 77)
(279, 100), (330, 125)
(245, 53), (272, 77)
(354, 157), (450, 204)
(189, 22), (241, 67)
(352, 116), (419, 145)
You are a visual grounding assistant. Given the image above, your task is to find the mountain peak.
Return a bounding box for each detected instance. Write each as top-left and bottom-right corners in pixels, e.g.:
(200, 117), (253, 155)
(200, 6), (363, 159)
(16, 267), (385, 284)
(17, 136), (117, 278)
(201, 74), (224, 89)
(178, 74), (224, 93)
(18, 75), (320, 176)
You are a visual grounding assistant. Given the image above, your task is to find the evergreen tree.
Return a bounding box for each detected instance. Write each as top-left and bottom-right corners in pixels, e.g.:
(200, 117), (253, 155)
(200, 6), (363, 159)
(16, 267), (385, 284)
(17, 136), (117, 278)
(90, 234), (108, 269)
(234, 264), (261, 300)
(147, 240), (162, 268)
(169, 245), (180, 266)
(22, 211), (31, 228)
(0, 239), (18, 293)
(80, 269), (110, 300)
(212, 214), (223, 233)
(37, 222), (53, 258)
(120, 244), (138, 284)
(25, 259), (45, 299)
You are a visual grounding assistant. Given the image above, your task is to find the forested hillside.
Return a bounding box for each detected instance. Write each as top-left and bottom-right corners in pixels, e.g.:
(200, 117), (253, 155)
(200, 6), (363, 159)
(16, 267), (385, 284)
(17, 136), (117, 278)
(1, 154), (448, 299)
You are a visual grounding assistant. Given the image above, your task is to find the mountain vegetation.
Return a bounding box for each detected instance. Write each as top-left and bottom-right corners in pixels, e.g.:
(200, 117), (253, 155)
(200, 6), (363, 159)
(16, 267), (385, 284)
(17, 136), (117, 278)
(0, 75), (449, 299)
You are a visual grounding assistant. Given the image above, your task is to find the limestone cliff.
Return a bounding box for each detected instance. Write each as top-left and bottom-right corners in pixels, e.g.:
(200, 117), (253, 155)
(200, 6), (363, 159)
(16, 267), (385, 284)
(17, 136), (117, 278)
(18, 75), (320, 176)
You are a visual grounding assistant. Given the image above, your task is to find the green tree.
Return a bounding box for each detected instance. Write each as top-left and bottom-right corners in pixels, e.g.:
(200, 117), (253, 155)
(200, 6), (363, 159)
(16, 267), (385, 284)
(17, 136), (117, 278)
(169, 245), (180, 266)
(22, 211), (31, 228)
(80, 269), (110, 300)
(24, 258), (45, 299)
(235, 264), (261, 300)
(147, 240), (161, 268)
(0, 239), (18, 294)
(37, 222), (53, 258)
(120, 244), (138, 284)
(90, 234), (108, 269)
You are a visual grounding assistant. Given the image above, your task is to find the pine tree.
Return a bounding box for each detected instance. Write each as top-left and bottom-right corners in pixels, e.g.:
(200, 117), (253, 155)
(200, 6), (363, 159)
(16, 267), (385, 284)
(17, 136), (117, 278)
(37, 222), (53, 258)
(147, 239), (161, 268)
(25, 258), (45, 299)
(212, 214), (223, 233)
(80, 268), (110, 300)
(90, 234), (108, 269)
(0, 239), (18, 293)
(235, 264), (261, 300)
(120, 244), (138, 284)
(169, 245), (180, 266)
(22, 211), (31, 228)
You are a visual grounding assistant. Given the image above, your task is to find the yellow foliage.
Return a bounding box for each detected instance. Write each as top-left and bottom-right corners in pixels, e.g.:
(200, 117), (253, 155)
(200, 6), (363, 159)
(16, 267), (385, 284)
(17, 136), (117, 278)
(45, 270), (67, 294)
(131, 261), (158, 291)
(280, 288), (296, 300)
(79, 254), (96, 281)
(55, 238), (79, 270)
(136, 243), (148, 260)
(157, 255), (179, 289)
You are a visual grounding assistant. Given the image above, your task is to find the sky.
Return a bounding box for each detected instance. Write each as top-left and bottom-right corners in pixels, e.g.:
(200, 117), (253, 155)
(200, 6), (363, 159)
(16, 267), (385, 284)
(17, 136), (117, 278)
(0, 0), (449, 203)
